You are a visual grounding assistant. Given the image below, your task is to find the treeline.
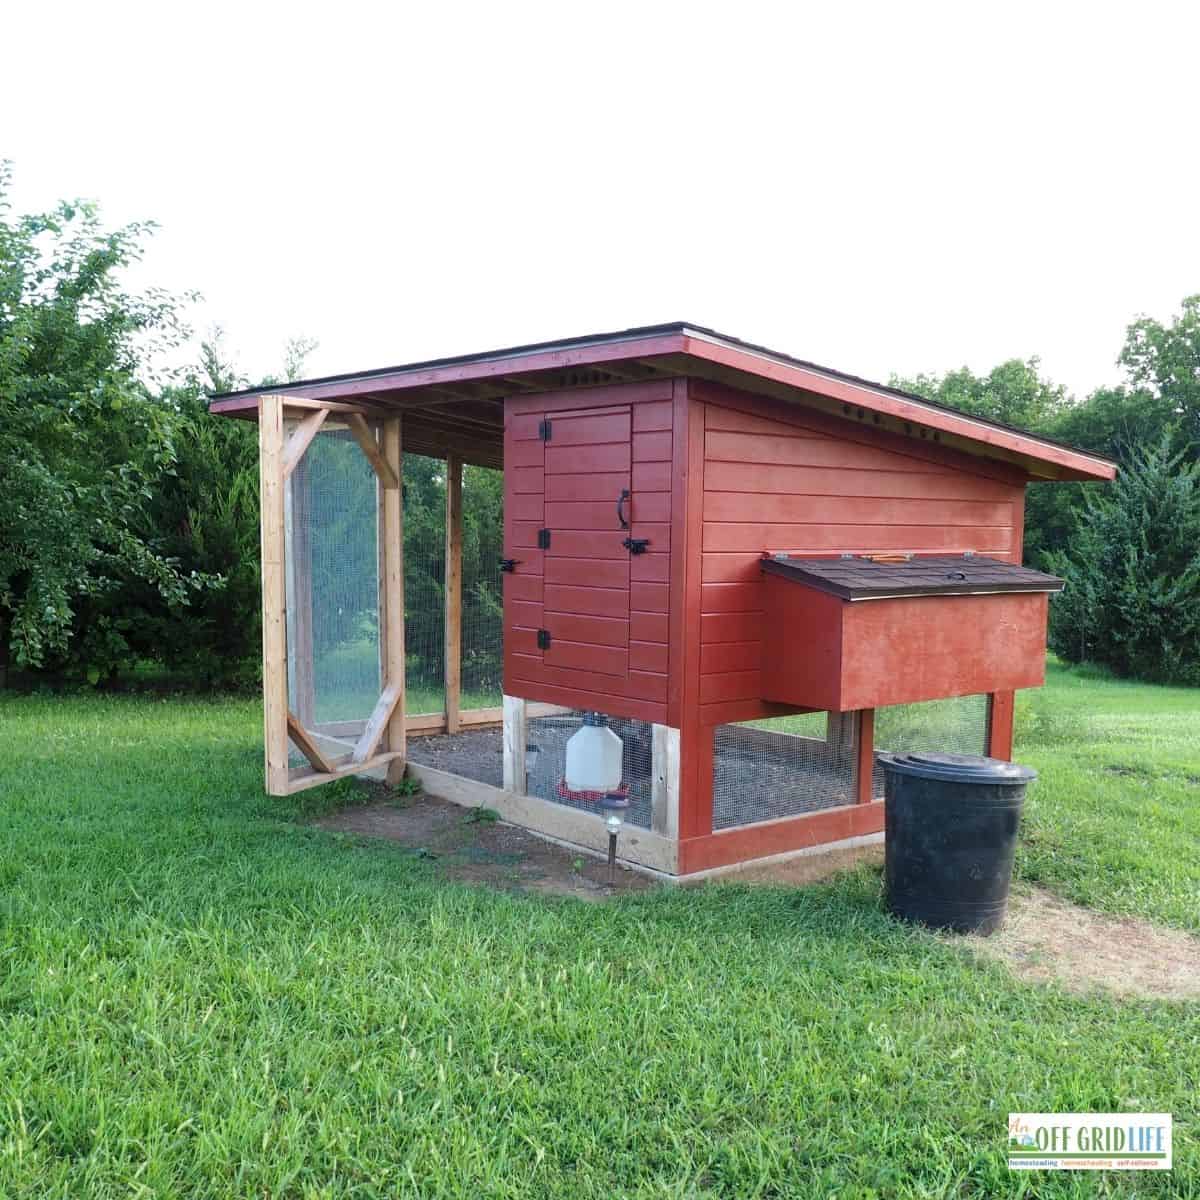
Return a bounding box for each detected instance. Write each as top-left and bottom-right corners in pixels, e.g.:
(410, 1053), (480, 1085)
(0, 168), (502, 693)
(893, 303), (1200, 685)
(2, 169), (1197, 689)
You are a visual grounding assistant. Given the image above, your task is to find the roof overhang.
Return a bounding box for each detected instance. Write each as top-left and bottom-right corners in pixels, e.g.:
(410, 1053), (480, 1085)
(209, 322), (1116, 481)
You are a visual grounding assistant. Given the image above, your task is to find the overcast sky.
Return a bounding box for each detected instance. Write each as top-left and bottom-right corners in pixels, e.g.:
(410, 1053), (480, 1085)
(5, 2), (1198, 396)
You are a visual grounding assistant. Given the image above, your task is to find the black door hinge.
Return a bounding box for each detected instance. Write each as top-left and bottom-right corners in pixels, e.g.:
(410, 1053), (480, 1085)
(538, 418), (552, 441)
(623, 537), (650, 555)
(537, 528), (551, 550)
(537, 628), (551, 650)
(500, 558), (518, 573)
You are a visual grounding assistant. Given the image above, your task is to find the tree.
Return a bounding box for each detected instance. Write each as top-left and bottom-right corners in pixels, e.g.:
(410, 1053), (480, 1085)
(892, 358), (1069, 431)
(893, 359), (1073, 562)
(0, 164), (202, 684)
(125, 331), (318, 688)
(1119, 295), (1200, 454)
(129, 334), (261, 687)
(1045, 439), (1200, 685)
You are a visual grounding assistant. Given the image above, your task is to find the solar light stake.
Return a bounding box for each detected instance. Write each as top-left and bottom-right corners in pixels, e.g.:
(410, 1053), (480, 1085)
(606, 813), (621, 885)
(599, 790), (628, 888)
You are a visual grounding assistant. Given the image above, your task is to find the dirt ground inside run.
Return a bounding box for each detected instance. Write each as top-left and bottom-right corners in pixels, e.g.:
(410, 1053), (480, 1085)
(316, 788), (1200, 1003)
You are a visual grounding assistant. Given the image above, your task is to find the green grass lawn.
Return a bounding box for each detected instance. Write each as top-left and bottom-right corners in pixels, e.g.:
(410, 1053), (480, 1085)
(1015, 658), (1200, 933)
(0, 664), (1197, 1197)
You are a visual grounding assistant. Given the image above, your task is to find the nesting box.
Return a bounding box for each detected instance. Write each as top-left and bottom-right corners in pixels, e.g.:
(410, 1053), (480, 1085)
(213, 323), (1114, 877)
(758, 555), (1064, 712)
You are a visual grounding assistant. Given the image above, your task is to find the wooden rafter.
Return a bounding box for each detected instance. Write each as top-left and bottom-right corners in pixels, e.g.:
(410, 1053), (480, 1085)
(498, 374), (546, 393)
(406, 408), (503, 436)
(280, 395), (389, 416)
(401, 429), (502, 469)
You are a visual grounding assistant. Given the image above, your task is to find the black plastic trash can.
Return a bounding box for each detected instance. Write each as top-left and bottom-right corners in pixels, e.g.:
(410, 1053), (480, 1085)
(878, 752), (1036, 935)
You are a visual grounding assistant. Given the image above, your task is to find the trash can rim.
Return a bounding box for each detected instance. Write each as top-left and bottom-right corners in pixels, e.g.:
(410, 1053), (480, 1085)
(877, 750), (1037, 784)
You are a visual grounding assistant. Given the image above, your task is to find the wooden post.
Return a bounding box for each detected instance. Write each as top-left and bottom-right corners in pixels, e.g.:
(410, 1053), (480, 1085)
(827, 711), (855, 771)
(651, 724), (680, 838)
(987, 691), (1016, 760)
(502, 695), (526, 792)
(381, 416), (407, 784)
(259, 394), (290, 795)
(854, 708), (876, 804)
(444, 455), (463, 734)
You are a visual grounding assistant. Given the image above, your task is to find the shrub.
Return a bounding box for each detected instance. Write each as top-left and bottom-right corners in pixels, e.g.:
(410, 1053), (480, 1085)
(1046, 439), (1200, 685)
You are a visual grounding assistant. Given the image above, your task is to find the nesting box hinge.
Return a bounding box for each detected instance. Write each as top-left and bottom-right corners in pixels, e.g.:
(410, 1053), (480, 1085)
(537, 528), (551, 549)
(499, 558), (518, 573)
(537, 628), (551, 650)
(623, 537), (650, 555)
(538, 418), (552, 441)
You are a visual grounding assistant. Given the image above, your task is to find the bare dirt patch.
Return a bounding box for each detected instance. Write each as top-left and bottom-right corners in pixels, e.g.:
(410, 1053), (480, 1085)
(314, 791), (654, 900)
(962, 887), (1200, 1002)
(314, 793), (1199, 1000)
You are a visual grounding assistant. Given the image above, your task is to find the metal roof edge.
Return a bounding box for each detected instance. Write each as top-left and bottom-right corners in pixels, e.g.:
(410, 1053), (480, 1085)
(206, 322), (693, 402)
(206, 320), (1116, 479)
(678, 327), (1117, 480)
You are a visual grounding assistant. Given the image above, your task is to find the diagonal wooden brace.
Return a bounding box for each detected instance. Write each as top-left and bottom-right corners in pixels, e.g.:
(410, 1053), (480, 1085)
(354, 682), (404, 764)
(287, 710), (337, 775)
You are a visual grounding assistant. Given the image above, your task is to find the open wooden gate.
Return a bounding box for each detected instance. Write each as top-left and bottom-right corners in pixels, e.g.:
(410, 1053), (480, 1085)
(258, 395), (406, 795)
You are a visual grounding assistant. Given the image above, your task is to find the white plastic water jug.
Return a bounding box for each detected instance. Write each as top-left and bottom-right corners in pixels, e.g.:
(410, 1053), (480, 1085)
(564, 713), (623, 793)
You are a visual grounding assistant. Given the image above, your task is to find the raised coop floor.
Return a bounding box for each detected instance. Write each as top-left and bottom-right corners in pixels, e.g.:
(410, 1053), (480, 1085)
(400, 694), (992, 878)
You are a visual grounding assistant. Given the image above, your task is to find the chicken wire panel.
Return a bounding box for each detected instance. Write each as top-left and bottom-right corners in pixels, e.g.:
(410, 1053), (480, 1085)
(402, 453), (446, 715)
(871, 693), (990, 798)
(525, 711), (653, 829)
(712, 712), (856, 831)
(285, 424), (381, 763)
(460, 465), (503, 708)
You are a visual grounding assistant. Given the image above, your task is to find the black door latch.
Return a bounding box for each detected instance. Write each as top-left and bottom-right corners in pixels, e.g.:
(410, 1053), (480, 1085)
(623, 537), (649, 555)
(500, 558), (518, 573)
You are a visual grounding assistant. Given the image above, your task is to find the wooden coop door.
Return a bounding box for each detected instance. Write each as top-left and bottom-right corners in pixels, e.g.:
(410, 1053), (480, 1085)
(541, 405), (633, 678)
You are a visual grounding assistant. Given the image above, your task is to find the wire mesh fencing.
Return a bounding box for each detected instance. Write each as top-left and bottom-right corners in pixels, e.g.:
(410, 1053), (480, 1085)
(871, 694), (990, 798)
(281, 431), (506, 771)
(402, 453), (446, 715)
(402, 457), (503, 715)
(712, 712), (857, 830)
(460, 465), (504, 708)
(284, 423), (381, 763)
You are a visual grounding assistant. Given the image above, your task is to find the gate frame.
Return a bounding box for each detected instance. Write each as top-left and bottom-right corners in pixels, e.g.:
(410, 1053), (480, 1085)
(259, 393), (407, 795)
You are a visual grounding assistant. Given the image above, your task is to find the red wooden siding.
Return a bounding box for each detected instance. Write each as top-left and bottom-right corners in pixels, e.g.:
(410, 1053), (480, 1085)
(503, 383), (676, 723)
(693, 381), (1026, 720)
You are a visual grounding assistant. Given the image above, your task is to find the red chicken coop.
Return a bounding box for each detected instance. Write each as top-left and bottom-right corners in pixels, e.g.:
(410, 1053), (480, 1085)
(211, 324), (1114, 877)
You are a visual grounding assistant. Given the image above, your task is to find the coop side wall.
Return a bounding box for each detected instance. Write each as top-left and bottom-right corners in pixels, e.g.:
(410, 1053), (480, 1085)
(674, 378), (1030, 875)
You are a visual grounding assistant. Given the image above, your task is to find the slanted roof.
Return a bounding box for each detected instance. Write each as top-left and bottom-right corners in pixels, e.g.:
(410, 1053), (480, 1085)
(209, 322), (1116, 481)
(761, 553), (1065, 601)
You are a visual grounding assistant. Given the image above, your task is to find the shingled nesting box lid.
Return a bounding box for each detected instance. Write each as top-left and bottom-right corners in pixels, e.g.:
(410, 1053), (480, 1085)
(760, 554), (1065, 601)
(758, 554), (1063, 712)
